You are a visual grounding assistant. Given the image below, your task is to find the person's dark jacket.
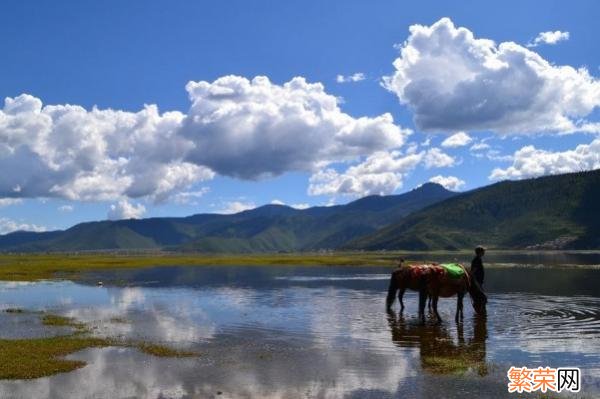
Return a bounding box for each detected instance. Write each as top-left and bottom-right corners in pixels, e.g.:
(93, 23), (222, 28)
(470, 256), (484, 285)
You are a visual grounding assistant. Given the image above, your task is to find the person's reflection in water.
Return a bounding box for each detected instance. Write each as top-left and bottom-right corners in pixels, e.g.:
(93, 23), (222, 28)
(386, 310), (488, 376)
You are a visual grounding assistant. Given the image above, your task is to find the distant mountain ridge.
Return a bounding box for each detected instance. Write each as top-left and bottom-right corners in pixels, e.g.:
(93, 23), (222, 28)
(0, 182), (456, 253)
(348, 169), (600, 251)
(4, 170), (599, 253)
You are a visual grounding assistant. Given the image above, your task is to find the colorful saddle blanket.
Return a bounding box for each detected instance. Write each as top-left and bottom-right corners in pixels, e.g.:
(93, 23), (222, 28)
(406, 263), (465, 280)
(407, 264), (444, 279)
(440, 263), (465, 279)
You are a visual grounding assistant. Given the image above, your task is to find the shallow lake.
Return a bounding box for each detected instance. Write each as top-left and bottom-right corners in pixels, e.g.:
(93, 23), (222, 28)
(1, 255), (599, 398)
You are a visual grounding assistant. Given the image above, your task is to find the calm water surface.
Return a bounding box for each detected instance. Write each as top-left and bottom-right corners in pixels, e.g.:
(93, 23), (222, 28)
(0, 254), (599, 398)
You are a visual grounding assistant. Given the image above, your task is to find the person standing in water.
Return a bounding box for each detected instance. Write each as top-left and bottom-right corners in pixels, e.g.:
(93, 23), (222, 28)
(470, 246), (486, 286)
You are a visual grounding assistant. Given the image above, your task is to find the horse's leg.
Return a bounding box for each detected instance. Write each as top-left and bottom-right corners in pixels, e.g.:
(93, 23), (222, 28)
(457, 319), (465, 345)
(386, 275), (398, 310)
(433, 295), (442, 324)
(418, 289), (427, 324)
(427, 295), (432, 312)
(398, 288), (406, 312)
(455, 292), (464, 323)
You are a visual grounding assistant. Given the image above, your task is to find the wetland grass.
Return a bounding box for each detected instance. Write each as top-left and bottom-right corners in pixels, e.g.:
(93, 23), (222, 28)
(422, 354), (488, 375)
(0, 335), (110, 379)
(134, 343), (199, 358)
(0, 252), (399, 282)
(2, 250), (599, 282)
(0, 311), (200, 380)
(41, 314), (87, 332)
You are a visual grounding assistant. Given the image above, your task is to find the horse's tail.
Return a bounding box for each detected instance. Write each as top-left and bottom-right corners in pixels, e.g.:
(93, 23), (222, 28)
(386, 271), (400, 309)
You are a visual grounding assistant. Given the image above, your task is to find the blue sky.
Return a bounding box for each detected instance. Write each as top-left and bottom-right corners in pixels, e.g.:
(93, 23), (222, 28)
(0, 0), (599, 232)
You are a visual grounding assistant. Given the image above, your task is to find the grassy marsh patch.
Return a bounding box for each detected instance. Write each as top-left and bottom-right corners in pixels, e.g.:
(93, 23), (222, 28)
(0, 335), (110, 379)
(423, 351), (488, 375)
(134, 342), (199, 358)
(41, 314), (87, 332)
(0, 311), (200, 380)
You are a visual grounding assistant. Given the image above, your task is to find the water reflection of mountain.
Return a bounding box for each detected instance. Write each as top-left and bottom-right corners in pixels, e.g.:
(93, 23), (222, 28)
(387, 311), (488, 375)
(79, 265), (394, 291)
(485, 268), (600, 296)
(407, 251), (600, 267)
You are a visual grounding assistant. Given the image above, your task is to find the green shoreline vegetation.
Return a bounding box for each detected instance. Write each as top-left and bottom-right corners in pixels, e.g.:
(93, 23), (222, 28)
(0, 251), (598, 282)
(0, 252), (400, 281)
(0, 311), (200, 380)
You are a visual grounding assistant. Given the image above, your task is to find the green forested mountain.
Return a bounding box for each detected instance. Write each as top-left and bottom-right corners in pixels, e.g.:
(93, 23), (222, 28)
(348, 170), (600, 251)
(0, 183), (455, 252)
(3, 170), (599, 253)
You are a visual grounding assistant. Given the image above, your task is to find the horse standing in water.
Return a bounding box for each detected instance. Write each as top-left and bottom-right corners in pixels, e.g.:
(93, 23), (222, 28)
(386, 263), (487, 323)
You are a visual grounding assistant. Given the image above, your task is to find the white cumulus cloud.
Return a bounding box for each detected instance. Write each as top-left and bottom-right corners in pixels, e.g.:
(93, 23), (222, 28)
(441, 132), (472, 148)
(308, 151), (423, 197)
(0, 94), (211, 202)
(336, 73), (366, 83)
(0, 198), (22, 207)
(58, 205), (73, 212)
(291, 203), (310, 210)
(428, 175), (465, 191)
(217, 201), (256, 215)
(489, 138), (600, 180)
(423, 148), (456, 168)
(171, 188), (210, 205)
(182, 76), (410, 179)
(528, 30), (570, 47)
(1, 76), (409, 203)
(270, 199), (310, 210)
(107, 199), (146, 220)
(383, 18), (600, 134)
(0, 218), (46, 234)
(308, 145), (456, 198)
(470, 142), (491, 151)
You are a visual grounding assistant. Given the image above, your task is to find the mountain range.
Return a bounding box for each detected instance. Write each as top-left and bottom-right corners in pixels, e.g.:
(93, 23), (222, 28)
(1, 169), (599, 252)
(0, 182), (455, 252)
(349, 169), (600, 251)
